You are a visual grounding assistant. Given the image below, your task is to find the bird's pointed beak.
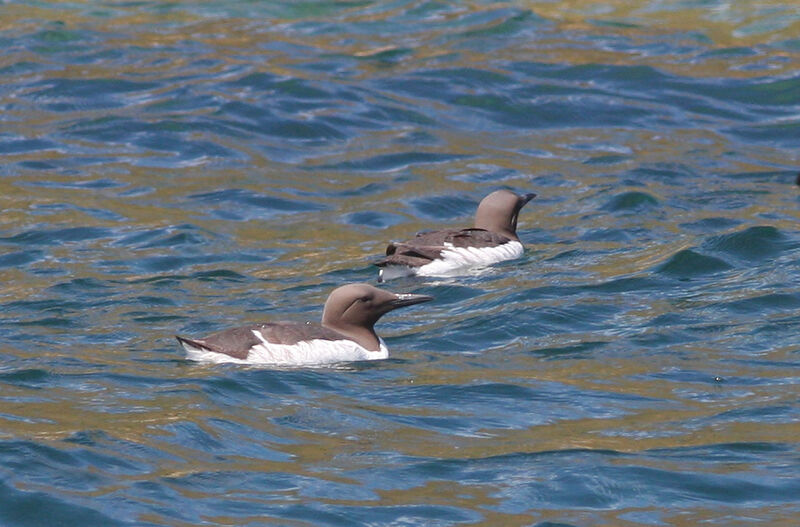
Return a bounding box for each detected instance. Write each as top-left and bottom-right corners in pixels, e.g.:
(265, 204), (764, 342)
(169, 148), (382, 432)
(520, 192), (537, 205)
(390, 292), (434, 308)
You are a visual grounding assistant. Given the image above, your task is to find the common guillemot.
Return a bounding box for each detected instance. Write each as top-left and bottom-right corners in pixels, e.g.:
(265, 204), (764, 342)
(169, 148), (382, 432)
(375, 190), (536, 280)
(176, 283), (432, 366)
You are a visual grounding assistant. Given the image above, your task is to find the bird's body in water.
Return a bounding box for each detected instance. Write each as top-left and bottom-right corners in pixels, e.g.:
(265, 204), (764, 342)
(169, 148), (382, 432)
(375, 190), (537, 280)
(176, 283), (432, 366)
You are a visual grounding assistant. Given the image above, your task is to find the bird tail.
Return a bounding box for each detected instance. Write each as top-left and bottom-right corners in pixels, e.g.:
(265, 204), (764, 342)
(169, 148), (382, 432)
(175, 335), (212, 352)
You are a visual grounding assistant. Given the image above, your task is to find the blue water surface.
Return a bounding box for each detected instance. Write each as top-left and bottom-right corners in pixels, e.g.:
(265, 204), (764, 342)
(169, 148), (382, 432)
(1, 0), (799, 525)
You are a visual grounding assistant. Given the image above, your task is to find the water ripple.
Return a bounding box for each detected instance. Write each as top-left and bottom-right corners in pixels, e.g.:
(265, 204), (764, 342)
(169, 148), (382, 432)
(1, 0), (800, 525)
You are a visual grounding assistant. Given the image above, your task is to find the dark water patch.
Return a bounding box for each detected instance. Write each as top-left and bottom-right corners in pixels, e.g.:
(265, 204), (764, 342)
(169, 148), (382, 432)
(655, 249), (733, 278)
(64, 117), (243, 161)
(14, 317), (77, 329)
(162, 469), (305, 500)
(343, 504), (480, 525)
(144, 86), (227, 115)
(359, 102), (436, 127)
(188, 188), (327, 221)
(23, 178), (127, 190)
(392, 131), (440, 147)
(264, 117), (348, 141)
(453, 8), (543, 42)
(156, 421), (224, 451)
(130, 254), (227, 273)
(534, 303), (621, 332)
(645, 368), (731, 385)
(581, 275), (667, 295)
(710, 404), (799, 426)
(422, 284), (483, 307)
(686, 188), (769, 211)
(583, 154), (630, 165)
(29, 78), (160, 111)
(545, 249), (586, 262)
(355, 46), (414, 65)
(0, 479), (125, 527)
(371, 382), (636, 437)
(223, 73), (339, 101)
(30, 202), (126, 222)
(217, 100), (355, 142)
(374, 447), (800, 511)
(317, 151), (469, 172)
(119, 273), (195, 287)
(535, 340), (610, 358)
(0, 249), (45, 268)
(441, 309), (533, 349)
(450, 91), (651, 129)
(17, 160), (58, 170)
(715, 74), (800, 107)
(409, 193), (476, 221)
(704, 225), (793, 262)
(719, 292), (800, 314)
(533, 62), (670, 87)
(200, 375), (290, 400)
(377, 75), (455, 103)
(725, 169), (798, 183)
(61, 429), (175, 467)
(141, 231), (208, 249)
(651, 442), (795, 468)
(296, 182), (388, 199)
(646, 311), (696, 328)
(0, 60), (51, 76)
(421, 67), (514, 89)
(2, 299), (83, 316)
(579, 227), (647, 242)
(117, 186), (154, 197)
(343, 210), (407, 229)
(700, 46), (759, 59)
(0, 369), (53, 389)
(627, 163), (700, 183)
(1, 226), (114, 246)
(112, 224), (218, 249)
(450, 166), (521, 183)
(630, 327), (696, 348)
(727, 120), (800, 148)
(680, 216), (742, 233)
(601, 191), (659, 213)
(0, 136), (59, 155)
(190, 269), (247, 282)
(48, 277), (111, 294)
(129, 313), (185, 324)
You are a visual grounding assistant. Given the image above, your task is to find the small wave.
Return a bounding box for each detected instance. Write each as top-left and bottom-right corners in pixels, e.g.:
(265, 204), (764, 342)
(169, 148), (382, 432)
(704, 225), (793, 262)
(655, 249), (733, 278)
(601, 191), (660, 213)
(188, 188), (327, 220)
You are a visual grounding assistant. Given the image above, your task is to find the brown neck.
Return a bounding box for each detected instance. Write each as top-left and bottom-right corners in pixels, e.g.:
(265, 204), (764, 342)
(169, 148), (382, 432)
(474, 220), (518, 241)
(324, 322), (381, 351)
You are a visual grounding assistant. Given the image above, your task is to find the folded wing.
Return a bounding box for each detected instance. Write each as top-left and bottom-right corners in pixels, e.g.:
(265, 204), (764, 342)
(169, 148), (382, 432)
(376, 228), (512, 268)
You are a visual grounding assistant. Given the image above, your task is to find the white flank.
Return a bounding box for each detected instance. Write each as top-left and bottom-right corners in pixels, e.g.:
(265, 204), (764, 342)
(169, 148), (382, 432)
(381, 240), (523, 280)
(181, 331), (388, 366)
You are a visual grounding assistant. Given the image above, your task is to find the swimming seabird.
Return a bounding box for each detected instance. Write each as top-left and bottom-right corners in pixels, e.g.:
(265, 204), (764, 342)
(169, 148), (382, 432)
(176, 283), (432, 366)
(375, 190), (536, 280)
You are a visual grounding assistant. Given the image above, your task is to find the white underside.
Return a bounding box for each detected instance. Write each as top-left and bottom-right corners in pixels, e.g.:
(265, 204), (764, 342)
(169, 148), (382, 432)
(182, 331), (388, 366)
(380, 240), (523, 280)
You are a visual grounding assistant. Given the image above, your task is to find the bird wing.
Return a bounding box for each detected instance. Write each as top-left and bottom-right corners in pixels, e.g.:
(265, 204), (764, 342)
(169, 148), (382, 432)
(177, 322), (346, 360)
(375, 228), (511, 268)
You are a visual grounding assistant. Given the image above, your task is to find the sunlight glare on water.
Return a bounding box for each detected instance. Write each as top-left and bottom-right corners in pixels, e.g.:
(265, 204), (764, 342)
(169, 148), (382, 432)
(1, 0), (799, 525)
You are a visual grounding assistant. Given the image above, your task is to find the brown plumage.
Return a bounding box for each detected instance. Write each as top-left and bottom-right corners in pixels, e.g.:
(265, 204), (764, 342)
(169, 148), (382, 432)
(176, 283), (433, 361)
(375, 190), (536, 272)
